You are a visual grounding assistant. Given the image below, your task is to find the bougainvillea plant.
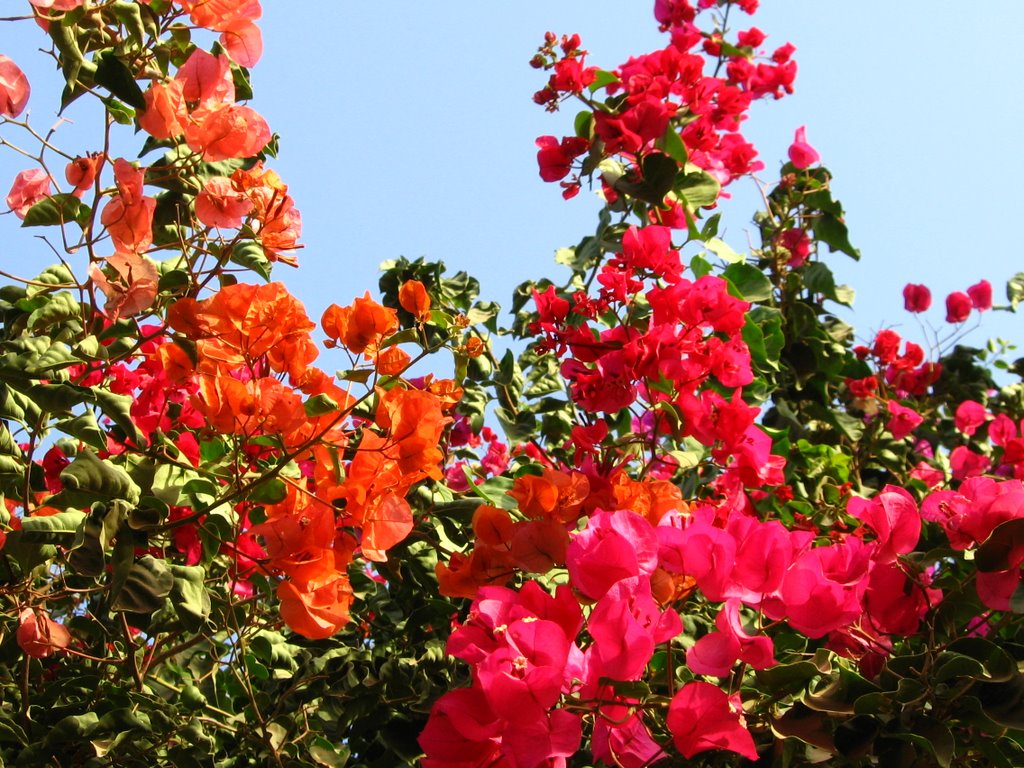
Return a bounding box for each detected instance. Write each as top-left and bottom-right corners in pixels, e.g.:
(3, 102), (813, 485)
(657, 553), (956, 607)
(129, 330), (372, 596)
(2, 1), (1024, 767)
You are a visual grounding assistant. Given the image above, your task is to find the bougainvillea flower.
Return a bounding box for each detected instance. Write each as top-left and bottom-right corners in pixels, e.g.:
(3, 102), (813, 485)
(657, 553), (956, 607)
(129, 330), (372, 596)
(220, 20), (263, 67)
(139, 80), (188, 140)
(502, 708), (582, 768)
(185, 104), (271, 161)
(864, 561), (940, 636)
(6, 168), (51, 219)
(101, 194), (156, 253)
(667, 682), (757, 760)
(687, 599), (774, 676)
(902, 283), (931, 313)
(28, 0), (85, 9)
(0, 55), (30, 118)
(65, 153), (103, 197)
(949, 445), (990, 481)
(955, 400), (989, 437)
(967, 279), (993, 311)
(17, 607), (71, 658)
(848, 485), (921, 564)
(175, 49), (235, 109)
(195, 175), (254, 228)
(398, 279), (432, 322)
(277, 575), (353, 639)
(88, 252), (159, 320)
(567, 510), (659, 600)
(592, 712), (662, 768)
(945, 291), (972, 323)
(322, 292), (399, 354)
(535, 135), (590, 182)
(886, 399), (923, 441)
(787, 125), (819, 169)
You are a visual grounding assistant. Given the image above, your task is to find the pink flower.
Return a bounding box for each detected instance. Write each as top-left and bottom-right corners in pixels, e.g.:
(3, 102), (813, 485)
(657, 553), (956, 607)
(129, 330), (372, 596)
(848, 485), (921, 564)
(88, 252), (159, 320)
(195, 176), (253, 228)
(6, 168), (51, 219)
(902, 283), (931, 313)
(967, 279), (993, 311)
(886, 400), (923, 440)
(945, 291), (972, 323)
(949, 445), (990, 481)
(955, 400), (989, 437)
(0, 55), (30, 118)
(667, 682), (758, 760)
(787, 125), (819, 170)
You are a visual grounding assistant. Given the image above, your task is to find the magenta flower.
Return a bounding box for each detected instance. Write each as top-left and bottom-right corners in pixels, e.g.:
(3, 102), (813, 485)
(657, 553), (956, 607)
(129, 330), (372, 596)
(787, 125), (819, 169)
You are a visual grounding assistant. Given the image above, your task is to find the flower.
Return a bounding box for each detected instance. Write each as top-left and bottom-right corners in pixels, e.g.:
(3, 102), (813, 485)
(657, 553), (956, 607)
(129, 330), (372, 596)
(967, 279), (993, 311)
(16, 607), (71, 658)
(6, 168), (51, 219)
(0, 55), (30, 118)
(787, 125), (819, 169)
(902, 283), (931, 313)
(945, 291), (972, 323)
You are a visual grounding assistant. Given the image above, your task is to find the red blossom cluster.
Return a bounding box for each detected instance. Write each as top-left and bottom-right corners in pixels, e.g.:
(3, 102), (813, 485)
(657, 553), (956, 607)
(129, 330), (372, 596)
(533, 0), (796, 201)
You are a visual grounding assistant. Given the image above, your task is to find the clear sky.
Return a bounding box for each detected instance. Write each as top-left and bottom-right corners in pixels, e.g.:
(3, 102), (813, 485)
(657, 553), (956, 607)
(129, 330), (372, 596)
(2, 2), (1022, 363)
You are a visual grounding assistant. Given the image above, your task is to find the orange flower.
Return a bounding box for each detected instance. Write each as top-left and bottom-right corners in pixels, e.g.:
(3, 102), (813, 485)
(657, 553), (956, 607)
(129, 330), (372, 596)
(398, 279), (431, 322)
(375, 387), (448, 479)
(322, 293), (398, 355)
(611, 473), (687, 526)
(508, 468), (590, 524)
(171, 282), (318, 381)
(278, 575), (353, 640)
(139, 80), (187, 140)
(465, 337), (485, 358)
(196, 375), (306, 438)
(375, 345), (411, 376)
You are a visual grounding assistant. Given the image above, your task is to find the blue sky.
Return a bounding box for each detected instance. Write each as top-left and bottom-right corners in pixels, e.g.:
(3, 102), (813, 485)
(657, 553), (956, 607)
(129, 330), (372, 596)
(2, 2), (1022, 364)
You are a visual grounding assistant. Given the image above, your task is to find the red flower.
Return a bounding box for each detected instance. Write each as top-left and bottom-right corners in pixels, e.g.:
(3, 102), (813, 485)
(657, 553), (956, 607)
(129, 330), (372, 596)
(945, 291), (972, 323)
(902, 283), (931, 313)
(967, 279), (993, 311)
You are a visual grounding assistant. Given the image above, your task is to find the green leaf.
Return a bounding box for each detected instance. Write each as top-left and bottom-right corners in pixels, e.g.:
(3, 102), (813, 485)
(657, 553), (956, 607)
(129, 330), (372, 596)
(22, 193), (88, 228)
(660, 125), (688, 165)
(613, 152), (678, 204)
(94, 51), (146, 110)
(813, 213), (859, 260)
(93, 387), (146, 445)
(27, 291), (81, 332)
(228, 240), (272, 280)
(169, 564), (211, 631)
(110, 1), (148, 45)
(675, 164), (720, 209)
(110, 554), (174, 613)
(305, 393), (340, 417)
(723, 262), (773, 302)
(705, 237), (743, 264)
(248, 476), (287, 505)
(587, 69), (618, 92)
(19, 509), (86, 545)
(1007, 272), (1024, 310)
(57, 448), (142, 506)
